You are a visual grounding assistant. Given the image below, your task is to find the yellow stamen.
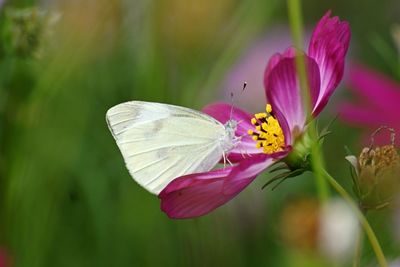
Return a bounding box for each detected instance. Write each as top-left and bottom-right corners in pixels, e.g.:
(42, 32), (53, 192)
(266, 104), (272, 113)
(247, 104), (285, 154)
(255, 113), (266, 119)
(261, 123), (269, 131)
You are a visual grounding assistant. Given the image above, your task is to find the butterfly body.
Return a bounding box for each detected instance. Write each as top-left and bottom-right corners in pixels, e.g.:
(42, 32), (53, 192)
(106, 101), (238, 194)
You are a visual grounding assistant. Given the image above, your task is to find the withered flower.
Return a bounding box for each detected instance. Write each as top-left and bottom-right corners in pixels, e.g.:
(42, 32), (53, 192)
(346, 127), (400, 210)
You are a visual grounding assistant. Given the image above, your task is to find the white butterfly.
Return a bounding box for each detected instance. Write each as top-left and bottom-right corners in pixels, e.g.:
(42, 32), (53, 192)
(106, 101), (239, 194)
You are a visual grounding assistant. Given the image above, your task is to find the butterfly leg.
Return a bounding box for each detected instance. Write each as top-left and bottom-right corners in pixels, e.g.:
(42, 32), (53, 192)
(222, 150), (227, 168)
(237, 134), (252, 158)
(222, 150), (234, 168)
(237, 144), (246, 159)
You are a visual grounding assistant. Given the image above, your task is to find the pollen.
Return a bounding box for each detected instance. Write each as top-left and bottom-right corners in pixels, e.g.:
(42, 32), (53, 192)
(248, 104), (285, 154)
(266, 104), (272, 113)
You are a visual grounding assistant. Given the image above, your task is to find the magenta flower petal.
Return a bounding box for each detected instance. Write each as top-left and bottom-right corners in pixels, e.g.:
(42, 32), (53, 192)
(203, 102), (262, 160)
(308, 10), (351, 115)
(159, 154), (278, 219)
(264, 47), (296, 91)
(340, 103), (400, 146)
(339, 103), (383, 127)
(339, 64), (400, 145)
(339, 64), (400, 128)
(266, 55), (320, 139)
(347, 64), (400, 111)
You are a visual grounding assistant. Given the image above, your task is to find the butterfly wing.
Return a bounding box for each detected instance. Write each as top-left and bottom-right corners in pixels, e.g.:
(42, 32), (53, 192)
(106, 101), (227, 194)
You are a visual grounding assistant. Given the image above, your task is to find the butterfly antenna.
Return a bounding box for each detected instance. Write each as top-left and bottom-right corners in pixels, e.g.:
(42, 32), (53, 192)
(229, 92), (235, 121)
(242, 82), (247, 92)
(229, 82), (247, 121)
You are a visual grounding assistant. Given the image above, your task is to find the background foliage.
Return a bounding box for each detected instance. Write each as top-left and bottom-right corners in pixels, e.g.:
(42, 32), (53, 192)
(0, 0), (399, 266)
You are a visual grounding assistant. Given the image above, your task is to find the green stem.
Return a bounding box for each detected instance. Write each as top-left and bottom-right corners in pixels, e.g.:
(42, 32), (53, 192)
(309, 127), (330, 202)
(287, 0), (304, 50)
(322, 169), (388, 267)
(353, 226), (363, 267)
(287, 0), (330, 201)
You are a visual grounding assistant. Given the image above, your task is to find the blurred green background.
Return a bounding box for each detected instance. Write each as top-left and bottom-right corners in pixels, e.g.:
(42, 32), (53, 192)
(0, 0), (399, 266)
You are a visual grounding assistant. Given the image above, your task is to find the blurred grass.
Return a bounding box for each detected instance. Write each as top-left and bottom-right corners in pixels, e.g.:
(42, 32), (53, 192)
(0, 0), (399, 266)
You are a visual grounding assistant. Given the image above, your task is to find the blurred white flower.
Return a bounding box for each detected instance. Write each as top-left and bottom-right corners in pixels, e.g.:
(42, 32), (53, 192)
(318, 198), (359, 261)
(389, 258), (400, 267)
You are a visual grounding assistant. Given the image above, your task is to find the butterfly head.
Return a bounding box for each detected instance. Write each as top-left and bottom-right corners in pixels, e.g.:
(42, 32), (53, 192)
(221, 119), (239, 152)
(221, 83), (246, 153)
(225, 119), (238, 134)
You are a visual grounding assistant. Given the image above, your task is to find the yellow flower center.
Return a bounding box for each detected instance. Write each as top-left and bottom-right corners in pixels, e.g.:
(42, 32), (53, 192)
(247, 104), (285, 154)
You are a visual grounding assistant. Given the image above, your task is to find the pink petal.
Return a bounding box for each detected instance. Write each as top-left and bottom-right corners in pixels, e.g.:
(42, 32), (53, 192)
(339, 64), (400, 146)
(159, 153), (282, 219)
(266, 55), (321, 139)
(264, 47), (296, 91)
(341, 117), (400, 147)
(339, 103), (384, 127)
(339, 102), (400, 146)
(309, 11), (351, 115)
(348, 64), (400, 112)
(203, 103), (263, 161)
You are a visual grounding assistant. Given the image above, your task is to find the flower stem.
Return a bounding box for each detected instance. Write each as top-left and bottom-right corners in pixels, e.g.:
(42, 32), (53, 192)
(353, 226), (363, 267)
(287, 0), (304, 51)
(287, 0), (330, 202)
(322, 169), (388, 267)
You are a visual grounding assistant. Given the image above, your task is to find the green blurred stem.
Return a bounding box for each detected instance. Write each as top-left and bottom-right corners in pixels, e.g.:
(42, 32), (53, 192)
(287, 0), (330, 201)
(287, 2), (386, 265)
(322, 170), (388, 267)
(287, 0), (304, 51)
(353, 226), (363, 267)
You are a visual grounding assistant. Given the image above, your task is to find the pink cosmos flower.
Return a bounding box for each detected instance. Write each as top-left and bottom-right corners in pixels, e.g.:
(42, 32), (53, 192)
(159, 11), (351, 219)
(339, 64), (400, 146)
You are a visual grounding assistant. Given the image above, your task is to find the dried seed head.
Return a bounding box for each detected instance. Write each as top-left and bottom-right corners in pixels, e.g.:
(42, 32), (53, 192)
(359, 145), (399, 173)
(353, 127), (400, 210)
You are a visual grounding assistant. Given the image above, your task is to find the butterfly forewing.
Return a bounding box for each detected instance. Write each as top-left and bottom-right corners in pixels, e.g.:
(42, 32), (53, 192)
(106, 101), (227, 194)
